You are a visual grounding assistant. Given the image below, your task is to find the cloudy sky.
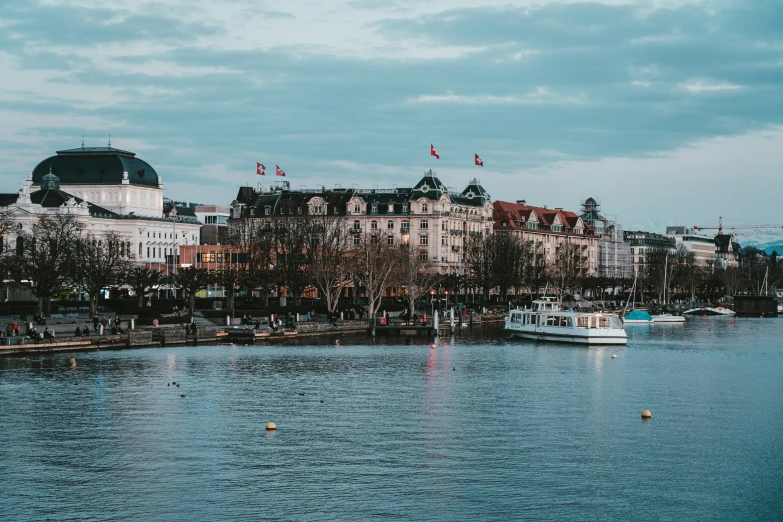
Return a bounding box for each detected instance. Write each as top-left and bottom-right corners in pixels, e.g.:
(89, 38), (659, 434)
(1, 0), (781, 233)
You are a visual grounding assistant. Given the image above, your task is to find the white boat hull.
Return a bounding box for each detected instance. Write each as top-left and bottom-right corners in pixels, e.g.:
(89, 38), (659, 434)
(652, 314), (685, 323)
(509, 330), (627, 345)
(623, 319), (654, 325)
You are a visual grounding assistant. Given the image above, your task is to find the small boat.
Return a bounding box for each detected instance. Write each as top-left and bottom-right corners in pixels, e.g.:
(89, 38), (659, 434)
(623, 310), (654, 324)
(505, 297), (627, 345)
(682, 307), (735, 317)
(652, 313), (686, 323)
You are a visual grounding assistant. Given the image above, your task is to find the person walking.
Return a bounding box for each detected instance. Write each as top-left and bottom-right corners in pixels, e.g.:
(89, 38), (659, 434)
(93, 313), (99, 331)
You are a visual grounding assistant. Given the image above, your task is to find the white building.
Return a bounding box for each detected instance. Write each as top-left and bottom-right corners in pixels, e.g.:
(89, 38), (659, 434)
(665, 226), (717, 265)
(1, 146), (201, 267)
(580, 197), (632, 279)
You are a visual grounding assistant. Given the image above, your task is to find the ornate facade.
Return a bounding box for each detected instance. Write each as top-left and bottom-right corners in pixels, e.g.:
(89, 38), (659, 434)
(230, 170), (494, 274)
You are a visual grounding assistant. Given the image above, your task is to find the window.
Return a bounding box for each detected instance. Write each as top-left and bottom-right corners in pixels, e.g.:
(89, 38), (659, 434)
(528, 222), (538, 230)
(388, 204), (394, 212)
(138, 242), (142, 256)
(354, 204), (361, 213)
(419, 251), (428, 261)
(553, 225), (563, 233)
(502, 221), (508, 227)
(387, 220), (394, 229)
(421, 203), (428, 212)
(371, 220), (378, 230)
(402, 204), (408, 213)
(353, 235), (360, 245)
(420, 220), (428, 229)
(353, 220), (360, 231)
(147, 247), (150, 258)
(387, 235), (394, 245)
(441, 236), (447, 245)
(420, 235), (428, 246)
(200, 253), (216, 263)
(265, 207), (270, 215)
(442, 222), (446, 231)
(371, 203), (378, 213)
(371, 235), (379, 245)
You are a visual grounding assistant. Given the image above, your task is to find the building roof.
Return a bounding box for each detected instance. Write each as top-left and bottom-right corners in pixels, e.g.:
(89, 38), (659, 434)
(411, 170), (448, 200)
(31, 145), (161, 188)
(493, 200), (594, 236)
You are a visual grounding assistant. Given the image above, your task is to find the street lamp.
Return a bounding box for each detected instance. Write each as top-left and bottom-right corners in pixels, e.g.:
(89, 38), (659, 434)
(430, 289), (435, 320)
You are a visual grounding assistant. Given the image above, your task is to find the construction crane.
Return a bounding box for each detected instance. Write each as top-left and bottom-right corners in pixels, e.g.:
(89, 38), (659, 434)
(693, 216), (783, 235)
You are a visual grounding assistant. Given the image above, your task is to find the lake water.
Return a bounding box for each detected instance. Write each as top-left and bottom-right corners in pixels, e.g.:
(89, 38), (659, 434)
(1, 319), (782, 521)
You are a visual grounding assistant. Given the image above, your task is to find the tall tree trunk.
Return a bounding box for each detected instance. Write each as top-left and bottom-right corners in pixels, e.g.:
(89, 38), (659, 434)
(37, 296), (44, 314)
(138, 292), (144, 308)
(89, 293), (98, 316)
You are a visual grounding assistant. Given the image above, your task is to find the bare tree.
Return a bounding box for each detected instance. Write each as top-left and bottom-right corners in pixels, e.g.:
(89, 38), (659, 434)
(75, 231), (134, 315)
(172, 266), (209, 315)
(126, 266), (165, 308)
(395, 245), (439, 316)
(352, 232), (401, 320)
(550, 241), (588, 300)
(310, 217), (353, 313)
(12, 211), (82, 314)
(270, 216), (313, 306)
(226, 220), (275, 306)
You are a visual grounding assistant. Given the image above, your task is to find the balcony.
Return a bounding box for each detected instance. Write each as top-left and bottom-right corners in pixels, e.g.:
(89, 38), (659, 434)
(400, 228), (410, 234)
(451, 245), (460, 252)
(450, 229), (464, 235)
(350, 227), (362, 234)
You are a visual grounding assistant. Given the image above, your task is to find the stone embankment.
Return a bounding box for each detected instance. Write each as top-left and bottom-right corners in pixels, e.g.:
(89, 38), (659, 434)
(0, 314), (507, 356)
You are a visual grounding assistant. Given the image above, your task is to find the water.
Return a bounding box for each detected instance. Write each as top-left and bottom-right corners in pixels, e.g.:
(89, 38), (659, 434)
(1, 319), (782, 521)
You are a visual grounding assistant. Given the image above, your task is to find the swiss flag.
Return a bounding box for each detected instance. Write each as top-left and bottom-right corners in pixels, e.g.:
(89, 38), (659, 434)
(430, 144), (439, 159)
(256, 162), (265, 175)
(275, 165), (286, 177)
(474, 154), (483, 167)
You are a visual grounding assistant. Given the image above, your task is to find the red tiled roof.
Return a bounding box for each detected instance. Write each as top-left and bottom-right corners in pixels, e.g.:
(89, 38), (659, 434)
(492, 200), (594, 236)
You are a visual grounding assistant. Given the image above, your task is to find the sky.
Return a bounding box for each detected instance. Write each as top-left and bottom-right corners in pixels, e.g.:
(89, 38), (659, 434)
(1, 0), (782, 236)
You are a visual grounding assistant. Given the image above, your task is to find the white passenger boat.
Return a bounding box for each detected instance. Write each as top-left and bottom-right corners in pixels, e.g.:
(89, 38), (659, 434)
(505, 297), (627, 345)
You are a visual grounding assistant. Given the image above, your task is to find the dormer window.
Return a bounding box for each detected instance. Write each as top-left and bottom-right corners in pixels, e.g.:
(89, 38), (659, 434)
(502, 221), (508, 227)
(421, 203), (428, 213)
(388, 204), (394, 212)
(264, 207), (270, 215)
(402, 204), (408, 213)
(354, 204), (361, 213)
(371, 203), (378, 213)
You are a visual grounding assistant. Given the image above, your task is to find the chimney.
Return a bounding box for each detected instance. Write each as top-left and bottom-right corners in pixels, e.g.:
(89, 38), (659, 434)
(542, 205), (547, 209)
(555, 207), (563, 211)
(516, 199), (526, 207)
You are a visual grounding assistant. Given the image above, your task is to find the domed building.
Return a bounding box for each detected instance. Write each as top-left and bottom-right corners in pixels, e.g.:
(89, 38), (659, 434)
(1, 144), (203, 270)
(31, 144), (164, 218)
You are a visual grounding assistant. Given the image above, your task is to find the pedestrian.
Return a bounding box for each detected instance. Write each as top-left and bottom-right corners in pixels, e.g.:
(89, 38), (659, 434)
(101, 316), (108, 328)
(152, 318), (159, 327)
(93, 313), (99, 331)
(306, 311), (311, 322)
(82, 325), (90, 336)
(74, 326), (82, 337)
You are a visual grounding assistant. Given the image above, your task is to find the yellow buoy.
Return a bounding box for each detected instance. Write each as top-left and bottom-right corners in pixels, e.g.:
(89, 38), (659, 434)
(70, 358), (77, 368)
(266, 422), (277, 430)
(641, 410), (652, 419)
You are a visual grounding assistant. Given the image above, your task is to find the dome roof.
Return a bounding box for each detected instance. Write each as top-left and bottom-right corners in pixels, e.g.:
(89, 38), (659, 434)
(31, 146), (160, 188)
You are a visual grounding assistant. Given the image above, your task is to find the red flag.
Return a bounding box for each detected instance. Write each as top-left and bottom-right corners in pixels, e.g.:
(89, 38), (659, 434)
(256, 162), (265, 175)
(430, 144), (439, 159)
(275, 165), (286, 177)
(474, 154), (483, 167)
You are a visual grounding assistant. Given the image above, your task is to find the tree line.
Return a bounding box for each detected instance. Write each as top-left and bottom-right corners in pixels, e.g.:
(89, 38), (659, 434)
(2, 210), (779, 316)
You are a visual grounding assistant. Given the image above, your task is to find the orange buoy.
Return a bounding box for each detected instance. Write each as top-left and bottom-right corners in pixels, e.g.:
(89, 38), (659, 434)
(266, 422), (277, 430)
(641, 410), (652, 419)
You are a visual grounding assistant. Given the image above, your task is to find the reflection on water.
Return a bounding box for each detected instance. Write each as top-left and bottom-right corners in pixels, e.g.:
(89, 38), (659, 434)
(1, 320), (782, 521)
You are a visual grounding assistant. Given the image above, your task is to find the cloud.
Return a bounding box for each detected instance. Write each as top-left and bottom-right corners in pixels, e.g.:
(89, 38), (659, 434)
(0, 0), (781, 229)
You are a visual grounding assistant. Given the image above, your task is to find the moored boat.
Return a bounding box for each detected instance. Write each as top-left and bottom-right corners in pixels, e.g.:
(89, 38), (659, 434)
(505, 297), (627, 345)
(623, 310), (654, 324)
(683, 307), (735, 317)
(652, 313), (686, 323)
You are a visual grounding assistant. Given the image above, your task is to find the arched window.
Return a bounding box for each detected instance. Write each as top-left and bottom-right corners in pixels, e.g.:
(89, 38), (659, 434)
(371, 220), (378, 230)
(354, 204), (361, 213)
(387, 220), (394, 229)
(421, 203), (428, 212)
(353, 220), (360, 232)
(139, 242), (143, 257)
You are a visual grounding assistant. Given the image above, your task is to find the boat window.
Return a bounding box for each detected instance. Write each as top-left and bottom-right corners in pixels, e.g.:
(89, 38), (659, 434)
(577, 316), (590, 328)
(597, 317), (609, 328)
(566, 317), (573, 328)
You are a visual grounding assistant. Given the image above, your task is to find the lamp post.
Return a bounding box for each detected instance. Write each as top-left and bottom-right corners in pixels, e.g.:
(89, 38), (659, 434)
(430, 289), (435, 321)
